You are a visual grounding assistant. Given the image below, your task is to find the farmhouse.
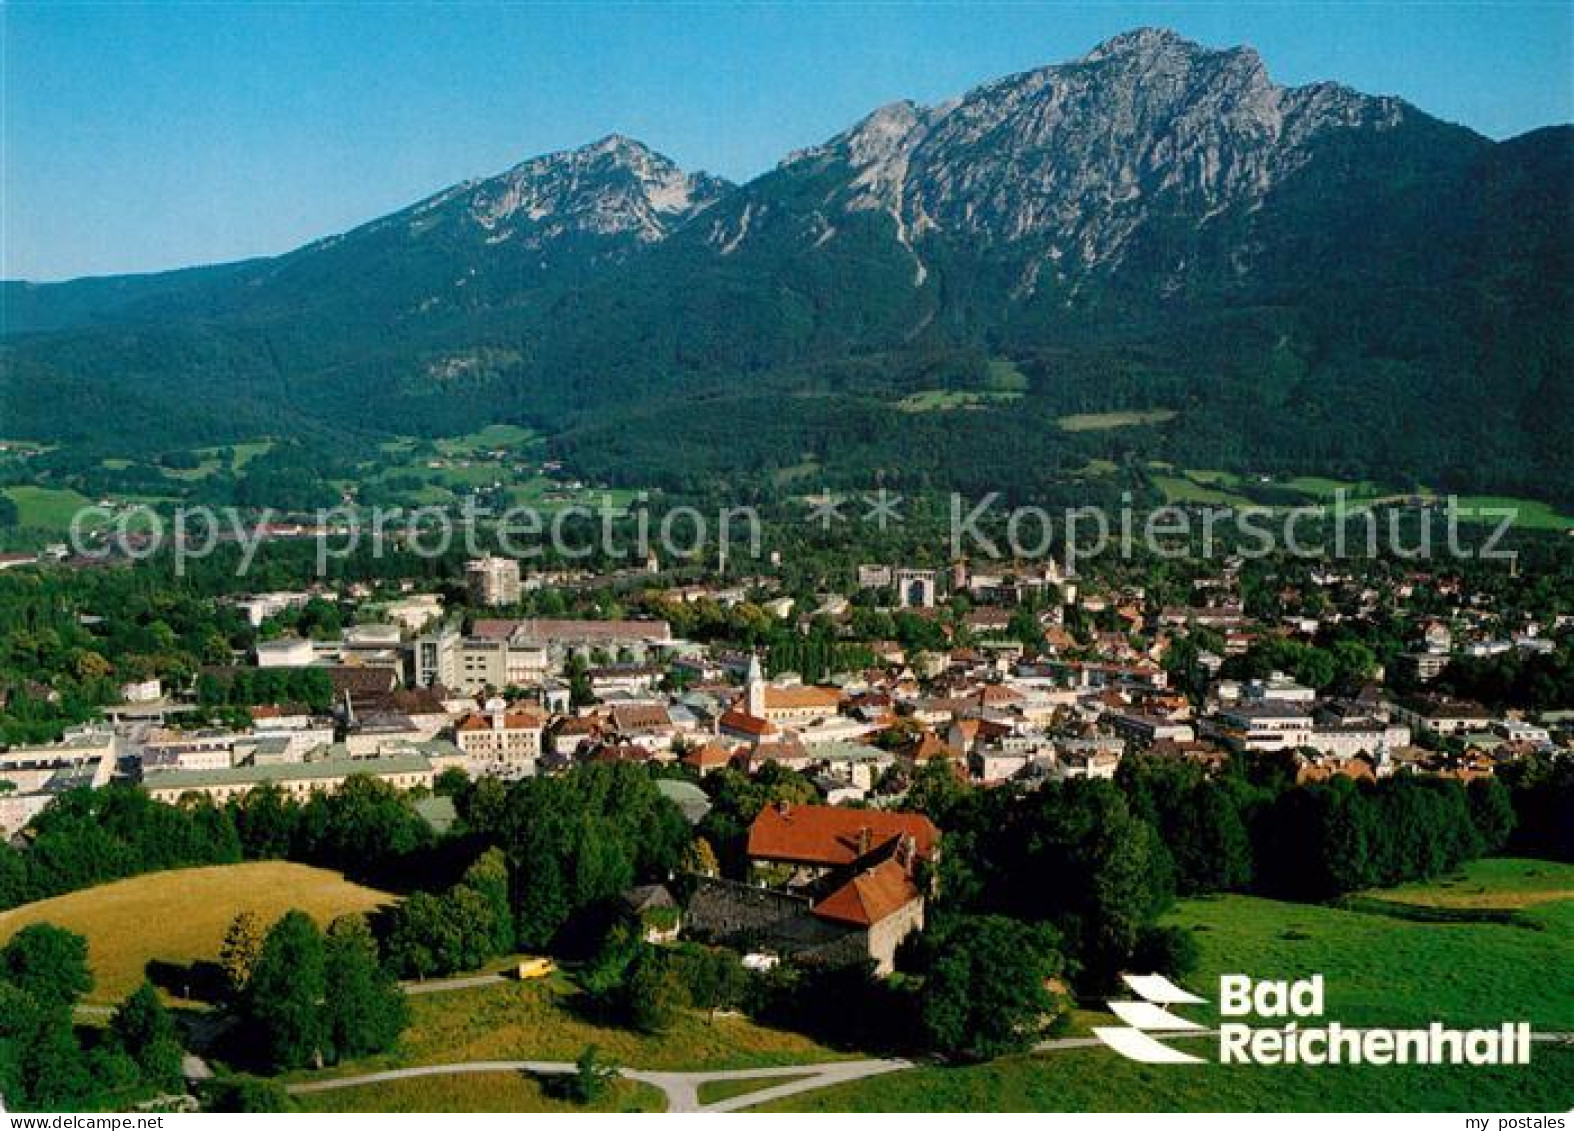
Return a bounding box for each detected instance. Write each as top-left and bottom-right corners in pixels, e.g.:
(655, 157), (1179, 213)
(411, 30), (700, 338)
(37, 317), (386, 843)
(688, 801), (940, 976)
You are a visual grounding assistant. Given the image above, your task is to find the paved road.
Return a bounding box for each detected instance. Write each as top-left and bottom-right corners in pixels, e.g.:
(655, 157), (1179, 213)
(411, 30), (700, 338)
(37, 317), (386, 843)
(400, 972), (509, 995)
(631, 1060), (910, 1114)
(287, 1057), (912, 1113)
(287, 1027), (1574, 1112)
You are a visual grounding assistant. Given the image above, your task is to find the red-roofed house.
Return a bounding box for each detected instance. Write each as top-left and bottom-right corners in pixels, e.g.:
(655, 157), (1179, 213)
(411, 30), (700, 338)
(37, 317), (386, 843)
(681, 740), (739, 774)
(747, 802), (939, 872)
(727, 802), (938, 975)
(717, 706), (778, 745)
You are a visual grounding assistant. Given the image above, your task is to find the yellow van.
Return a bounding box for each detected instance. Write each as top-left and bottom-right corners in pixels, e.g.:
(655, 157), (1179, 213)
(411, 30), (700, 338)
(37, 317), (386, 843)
(515, 957), (556, 981)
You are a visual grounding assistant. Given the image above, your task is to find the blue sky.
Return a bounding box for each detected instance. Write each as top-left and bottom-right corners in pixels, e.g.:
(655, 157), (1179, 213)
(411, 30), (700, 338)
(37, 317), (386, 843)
(4, 2), (1571, 281)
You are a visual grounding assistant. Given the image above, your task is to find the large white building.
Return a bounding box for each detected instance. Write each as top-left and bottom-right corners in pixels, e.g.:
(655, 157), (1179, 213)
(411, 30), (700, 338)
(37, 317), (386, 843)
(142, 748), (441, 805)
(453, 707), (545, 775)
(466, 555), (522, 608)
(233, 591), (313, 627)
(1214, 702), (1314, 752)
(255, 637), (316, 668)
(415, 617), (669, 695)
(1305, 722), (1412, 762)
(0, 728), (117, 835)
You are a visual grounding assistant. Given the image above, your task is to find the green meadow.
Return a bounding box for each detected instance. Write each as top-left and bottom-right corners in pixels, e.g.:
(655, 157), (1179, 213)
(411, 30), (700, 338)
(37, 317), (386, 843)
(1058, 408), (1177, 432)
(898, 389), (1024, 413)
(761, 859), (1574, 1112)
(2, 485), (96, 531)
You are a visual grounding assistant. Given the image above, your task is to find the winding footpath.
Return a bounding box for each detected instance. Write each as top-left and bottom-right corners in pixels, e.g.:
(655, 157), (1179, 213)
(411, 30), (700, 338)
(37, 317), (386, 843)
(285, 1030), (1574, 1113)
(286, 1057), (912, 1113)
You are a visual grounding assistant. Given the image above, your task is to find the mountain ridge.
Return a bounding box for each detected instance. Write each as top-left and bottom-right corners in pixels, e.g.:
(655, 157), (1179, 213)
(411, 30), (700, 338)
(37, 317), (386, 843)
(2, 28), (1569, 503)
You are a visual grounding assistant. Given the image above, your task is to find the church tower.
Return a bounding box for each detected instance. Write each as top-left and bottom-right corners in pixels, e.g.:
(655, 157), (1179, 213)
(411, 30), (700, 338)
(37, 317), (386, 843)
(746, 653), (766, 718)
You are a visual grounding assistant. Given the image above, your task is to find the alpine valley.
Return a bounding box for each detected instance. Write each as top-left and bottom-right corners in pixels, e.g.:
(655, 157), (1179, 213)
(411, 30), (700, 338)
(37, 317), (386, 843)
(3, 28), (1571, 503)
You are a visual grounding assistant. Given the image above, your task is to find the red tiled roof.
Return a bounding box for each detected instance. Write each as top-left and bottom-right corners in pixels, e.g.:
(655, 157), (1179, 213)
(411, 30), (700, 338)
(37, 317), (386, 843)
(455, 709), (544, 732)
(611, 704), (673, 732)
(747, 803), (939, 868)
(516, 618), (671, 644)
(682, 741), (737, 771)
(763, 685), (842, 711)
(588, 742), (653, 764)
(906, 732), (953, 762)
(976, 684), (1023, 705)
(325, 666), (398, 696)
(385, 687), (450, 715)
(718, 709), (776, 737)
(248, 703), (312, 720)
(811, 856), (922, 927)
(471, 618), (521, 639)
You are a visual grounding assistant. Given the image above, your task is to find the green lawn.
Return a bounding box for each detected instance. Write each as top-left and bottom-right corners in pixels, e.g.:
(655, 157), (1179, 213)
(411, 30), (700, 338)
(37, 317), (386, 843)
(1073, 458), (1120, 477)
(771, 459), (821, 486)
(1057, 409), (1176, 432)
(1151, 475), (1253, 507)
(230, 440), (275, 470)
(1143, 470), (1572, 531)
(759, 1046), (1574, 1112)
(160, 460), (224, 481)
(897, 389), (1024, 413)
(1367, 857), (1574, 911)
(191, 439), (275, 472)
(433, 424), (538, 457)
(2, 485), (96, 531)
(983, 359), (1030, 392)
(1281, 475), (1389, 501)
(297, 977), (855, 1085)
(762, 860), (1574, 1112)
(355, 428), (640, 514)
(1166, 893), (1573, 1032)
(1447, 495), (1573, 532)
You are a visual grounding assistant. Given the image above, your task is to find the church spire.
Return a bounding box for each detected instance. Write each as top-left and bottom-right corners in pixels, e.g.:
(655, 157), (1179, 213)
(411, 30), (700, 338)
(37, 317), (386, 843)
(746, 653), (766, 718)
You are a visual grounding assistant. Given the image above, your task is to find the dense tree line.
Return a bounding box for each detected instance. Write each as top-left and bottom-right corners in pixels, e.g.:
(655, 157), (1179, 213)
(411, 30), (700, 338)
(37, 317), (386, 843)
(383, 848), (514, 979)
(455, 762), (692, 952)
(1119, 755), (1517, 903)
(1496, 750), (1574, 862)
(231, 911), (407, 1072)
(1434, 644), (1574, 712)
(194, 667), (334, 713)
(0, 924), (182, 1110)
(0, 777), (437, 911)
(897, 753), (1535, 993)
(0, 787), (242, 909)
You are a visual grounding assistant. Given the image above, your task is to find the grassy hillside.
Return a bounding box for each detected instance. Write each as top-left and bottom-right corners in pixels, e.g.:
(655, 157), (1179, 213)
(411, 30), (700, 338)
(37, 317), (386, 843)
(2, 485), (94, 531)
(0, 861), (394, 1002)
(760, 859), (1574, 1112)
(301, 975), (855, 1082)
(759, 1045), (1574, 1112)
(1370, 857), (1574, 910)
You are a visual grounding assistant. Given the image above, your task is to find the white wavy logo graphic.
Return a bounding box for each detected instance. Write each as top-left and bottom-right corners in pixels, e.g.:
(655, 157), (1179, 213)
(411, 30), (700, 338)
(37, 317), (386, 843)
(1092, 974), (1209, 1064)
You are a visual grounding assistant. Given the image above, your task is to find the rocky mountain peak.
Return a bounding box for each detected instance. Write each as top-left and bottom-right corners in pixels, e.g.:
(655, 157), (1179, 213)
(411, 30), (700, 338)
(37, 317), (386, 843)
(1079, 25), (1199, 64)
(757, 27), (1426, 290)
(439, 134), (729, 245)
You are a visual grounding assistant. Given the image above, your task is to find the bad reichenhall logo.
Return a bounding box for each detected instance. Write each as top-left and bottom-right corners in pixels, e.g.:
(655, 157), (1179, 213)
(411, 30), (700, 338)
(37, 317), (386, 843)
(1093, 974), (1534, 1067)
